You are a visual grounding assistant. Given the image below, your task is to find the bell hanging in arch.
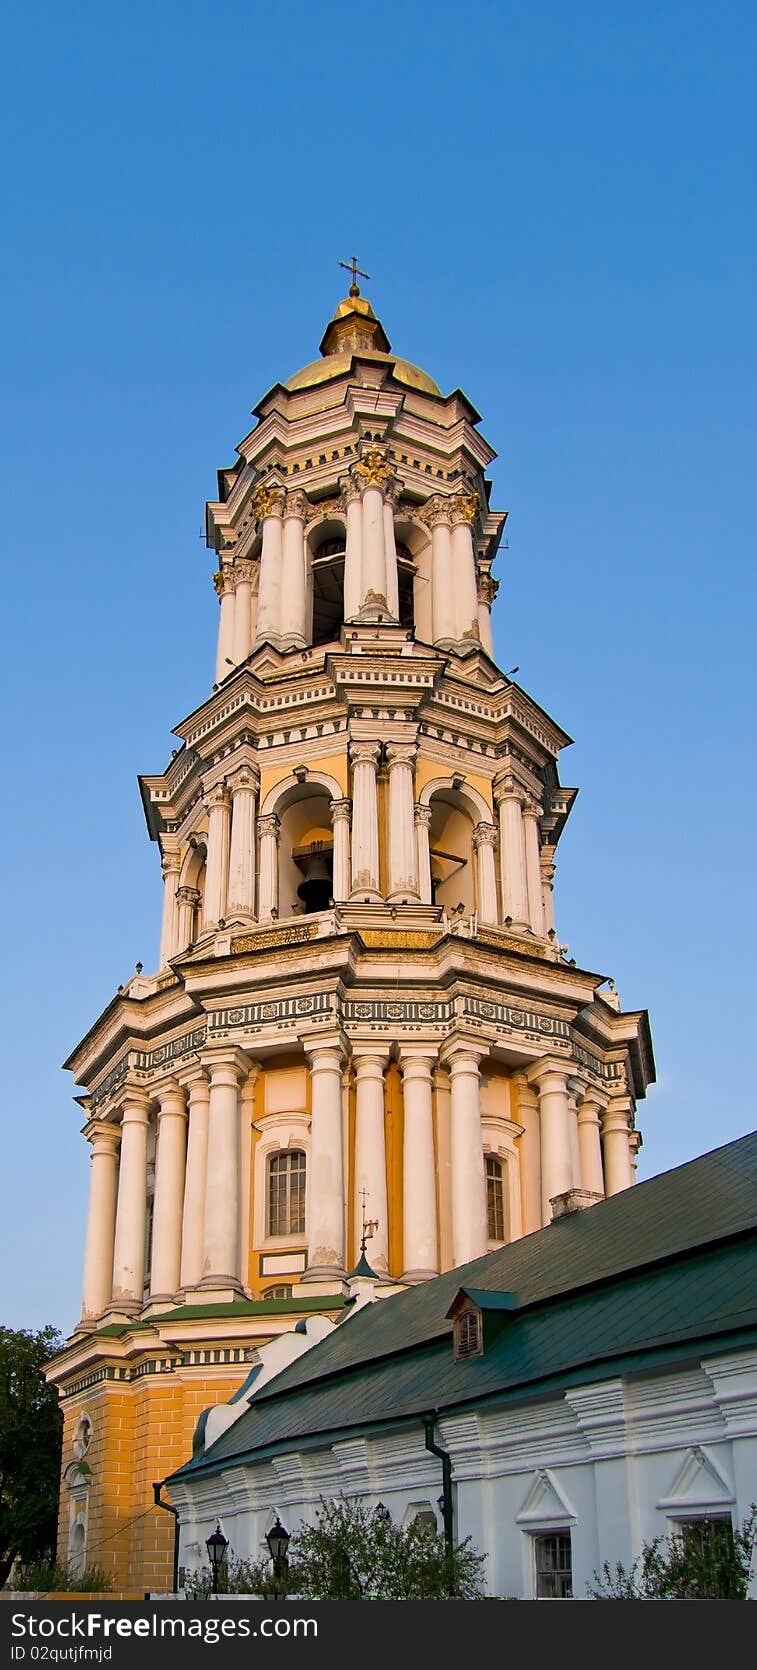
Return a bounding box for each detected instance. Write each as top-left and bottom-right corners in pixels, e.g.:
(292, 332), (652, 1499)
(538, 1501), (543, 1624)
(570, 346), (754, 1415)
(296, 847), (333, 914)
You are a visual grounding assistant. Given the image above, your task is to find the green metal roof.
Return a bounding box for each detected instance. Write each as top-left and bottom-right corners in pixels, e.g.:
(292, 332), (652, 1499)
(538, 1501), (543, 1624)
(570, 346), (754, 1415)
(169, 1130), (757, 1485)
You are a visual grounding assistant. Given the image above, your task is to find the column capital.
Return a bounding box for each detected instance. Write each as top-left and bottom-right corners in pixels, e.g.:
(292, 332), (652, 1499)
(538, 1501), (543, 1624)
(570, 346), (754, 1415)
(250, 480), (286, 521)
(385, 742), (417, 770)
(472, 820), (498, 849)
(419, 493), (453, 529)
(331, 797), (352, 825)
(602, 1094), (634, 1134)
(84, 1119), (122, 1154)
(522, 796), (543, 821)
(398, 1048), (437, 1078)
(201, 1048), (251, 1087)
(257, 812), (280, 841)
(526, 1056), (572, 1093)
(512, 1070), (539, 1112)
(351, 444), (394, 493)
(303, 1038), (346, 1073)
(177, 1065), (210, 1096)
(414, 802), (433, 829)
(118, 1086), (151, 1123)
(233, 556), (257, 585)
(339, 471), (363, 505)
(155, 1079), (188, 1117)
(440, 1037), (485, 1072)
(577, 1084), (607, 1121)
(204, 781), (231, 813)
(349, 740), (382, 769)
(450, 487), (480, 527)
(160, 849), (182, 880)
(226, 763), (260, 796)
(176, 884), (200, 907)
(352, 1046), (390, 1077)
(283, 489), (309, 522)
(213, 566), (236, 597)
(493, 770), (525, 806)
(477, 572), (500, 607)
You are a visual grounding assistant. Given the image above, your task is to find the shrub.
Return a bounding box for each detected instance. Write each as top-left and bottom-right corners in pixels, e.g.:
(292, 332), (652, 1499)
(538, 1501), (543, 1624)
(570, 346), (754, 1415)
(588, 1508), (757, 1600)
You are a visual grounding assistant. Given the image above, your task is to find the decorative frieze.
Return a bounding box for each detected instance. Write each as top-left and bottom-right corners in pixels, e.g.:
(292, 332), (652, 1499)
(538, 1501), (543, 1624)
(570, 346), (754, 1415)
(209, 992), (333, 1035)
(343, 998), (454, 1027)
(463, 994), (571, 1042)
(134, 1026), (207, 1074)
(231, 921), (319, 952)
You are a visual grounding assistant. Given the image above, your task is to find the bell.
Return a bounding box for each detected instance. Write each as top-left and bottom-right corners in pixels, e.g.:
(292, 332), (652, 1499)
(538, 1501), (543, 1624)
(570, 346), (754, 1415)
(296, 850), (332, 914)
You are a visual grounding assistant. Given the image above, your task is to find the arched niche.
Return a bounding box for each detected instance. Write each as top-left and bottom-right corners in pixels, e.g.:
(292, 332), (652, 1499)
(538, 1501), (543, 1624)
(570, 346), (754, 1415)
(178, 838), (207, 945)
(419, 777), (491, 916)
(260, 771), (343, 920)
(308, 516), (347, 646)
(395, 518), (431, 641)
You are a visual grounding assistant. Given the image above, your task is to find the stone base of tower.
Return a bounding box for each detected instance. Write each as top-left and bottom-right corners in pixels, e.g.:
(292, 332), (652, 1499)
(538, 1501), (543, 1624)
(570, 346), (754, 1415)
(48, 1297), (346, 1594)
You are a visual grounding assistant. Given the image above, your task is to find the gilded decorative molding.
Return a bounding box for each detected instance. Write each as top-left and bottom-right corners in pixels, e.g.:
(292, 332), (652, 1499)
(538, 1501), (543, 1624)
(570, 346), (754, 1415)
(231, 921), (318, 953)
(451, 488), (479, 526)
(353, 444), (394, 489)
(358, 929), (442, 949)
(476, 926), (547, 958)
(477, 574), (500, 607)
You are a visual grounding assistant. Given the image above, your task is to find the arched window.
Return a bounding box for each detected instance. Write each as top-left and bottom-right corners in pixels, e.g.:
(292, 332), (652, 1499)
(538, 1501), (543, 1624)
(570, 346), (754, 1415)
(486, 1154), (505, 1241)
(262, 1284), (293, 1300)
(267, 1150), (306, 1237)
(396, 542), (415, 630)
(311, 529), (346, 644)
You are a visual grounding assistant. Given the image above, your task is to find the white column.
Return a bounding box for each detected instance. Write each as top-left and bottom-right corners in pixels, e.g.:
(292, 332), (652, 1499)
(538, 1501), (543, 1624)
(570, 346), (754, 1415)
(302, 1042), (346, 1281)
(214, 568), (237, 681)
(227, 767), (259, 920)
(349, 742), (382, 900)
(528, 1059), (574, 1223)
(331, 799), (352, 902)
(429, 502), (456, 644)
(159, 850), (181, 967)
(253, 486), (285, 646)
(80, 1122), (120, 1322)
(445, 1044), (488, 1266)
(281, 492), (308, 647)
(179, 1072), (210, 1291)
(577, 1087), (606, 1197)
(477, 572), (498, 658)
(414, 804), (433, 905)
(383, 493), (399, 620)
(386, 744), (419, 901)
(472, 822), (498, 923)
(451, 493), (480, 641)
(111, 1090), (150, 1312)
(201, 1055), (246, 1289)
(353, 1049), (390, 1275)
(602, 1095), (636, 1195)
(540, 843), (557, 937)
(149, 1081), (188, 1303)
(495, 775), (530, 932)
(360, 484), (388, 605)
(512, 1073), (542, 1235)
(257, 814), (280, 919)
(343, 486), (363, 621)
(203, 784), (231, 928)
(176, 885), (200, 951)
(231, 562), (254, 667)
(399, 1051), (438, 1281)
(523, 800), (545, 937)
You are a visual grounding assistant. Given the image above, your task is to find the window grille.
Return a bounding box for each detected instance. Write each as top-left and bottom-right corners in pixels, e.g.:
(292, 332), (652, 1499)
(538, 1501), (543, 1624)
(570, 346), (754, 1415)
(486, 1154), (505, 1241)
(455, 1307), (482, 1360)
(534, 1533), (572, 1598)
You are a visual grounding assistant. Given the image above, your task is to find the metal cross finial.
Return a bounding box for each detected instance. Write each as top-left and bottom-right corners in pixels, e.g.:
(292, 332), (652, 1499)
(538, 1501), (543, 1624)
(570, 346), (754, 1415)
(359, 1187), (378, 1254)
(339, 254), (370, 296)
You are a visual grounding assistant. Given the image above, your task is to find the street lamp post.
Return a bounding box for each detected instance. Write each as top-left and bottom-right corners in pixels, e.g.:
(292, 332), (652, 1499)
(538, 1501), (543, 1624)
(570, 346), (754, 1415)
(266, 1516), (290, 1597)
(206, 1523), (229, 1595)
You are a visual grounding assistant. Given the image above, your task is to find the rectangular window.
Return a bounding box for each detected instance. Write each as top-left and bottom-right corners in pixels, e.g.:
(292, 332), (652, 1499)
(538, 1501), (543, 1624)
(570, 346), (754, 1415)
(534, 1532), (572, 1599)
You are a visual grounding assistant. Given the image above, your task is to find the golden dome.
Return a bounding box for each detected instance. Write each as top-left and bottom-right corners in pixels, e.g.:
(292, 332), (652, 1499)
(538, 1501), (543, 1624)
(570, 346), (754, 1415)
(284, 291), (442, 399)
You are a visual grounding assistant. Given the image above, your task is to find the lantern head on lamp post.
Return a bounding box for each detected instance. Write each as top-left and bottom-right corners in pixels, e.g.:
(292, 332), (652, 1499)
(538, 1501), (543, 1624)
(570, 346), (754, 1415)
(266, 1516), (290, 1596)
(206, 1523), (229, 1594)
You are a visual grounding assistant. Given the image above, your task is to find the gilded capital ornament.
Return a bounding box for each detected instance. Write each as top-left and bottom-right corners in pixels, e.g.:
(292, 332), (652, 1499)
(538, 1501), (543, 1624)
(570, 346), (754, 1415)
(250, 481), (285, 520)
(353, 444), (394, 489)
(451, 487), (480, 526)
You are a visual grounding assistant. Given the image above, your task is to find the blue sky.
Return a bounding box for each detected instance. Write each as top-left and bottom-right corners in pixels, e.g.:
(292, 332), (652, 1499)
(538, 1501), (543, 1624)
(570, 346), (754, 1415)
(2, 1), (755, 1332)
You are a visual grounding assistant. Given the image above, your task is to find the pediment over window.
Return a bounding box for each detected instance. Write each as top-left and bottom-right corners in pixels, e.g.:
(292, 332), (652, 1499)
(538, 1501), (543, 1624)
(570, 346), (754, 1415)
(657, 1446), (735, 1512)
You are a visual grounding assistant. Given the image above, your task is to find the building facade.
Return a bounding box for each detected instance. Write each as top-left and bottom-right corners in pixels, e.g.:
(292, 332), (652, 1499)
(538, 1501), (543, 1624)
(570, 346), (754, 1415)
(48, 282), (654, 1591)
(170, 1134), (757, 1601)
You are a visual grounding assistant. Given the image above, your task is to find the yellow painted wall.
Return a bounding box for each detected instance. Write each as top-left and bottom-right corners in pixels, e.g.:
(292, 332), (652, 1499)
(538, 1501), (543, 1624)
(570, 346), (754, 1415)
(414, 753), (494, 814)
(259, 751), (348, 807)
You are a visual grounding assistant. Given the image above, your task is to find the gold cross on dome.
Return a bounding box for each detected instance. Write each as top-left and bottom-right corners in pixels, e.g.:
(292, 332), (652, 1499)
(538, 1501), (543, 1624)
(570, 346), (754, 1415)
(339, 254), (370, 295)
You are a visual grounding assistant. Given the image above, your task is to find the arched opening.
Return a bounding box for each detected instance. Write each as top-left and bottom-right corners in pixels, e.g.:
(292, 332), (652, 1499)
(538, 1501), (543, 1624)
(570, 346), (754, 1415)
(309, 521), (346, 646)
(428, 792), (475, 914)
(396, 542), (415, 630)
(395, 520), (431, 641)
(485, 1153), (508, 1242)
(278, 789), (335, 917)
(67, 1518), (87, 1581)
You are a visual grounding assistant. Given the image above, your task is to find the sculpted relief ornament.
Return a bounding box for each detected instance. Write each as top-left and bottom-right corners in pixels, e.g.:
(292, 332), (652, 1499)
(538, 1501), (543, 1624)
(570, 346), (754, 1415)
(353, 444), (394, 489)
(250, 480), (286, 521)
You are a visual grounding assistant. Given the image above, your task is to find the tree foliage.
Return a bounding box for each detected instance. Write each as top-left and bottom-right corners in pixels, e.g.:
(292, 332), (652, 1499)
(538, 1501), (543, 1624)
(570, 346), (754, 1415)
(588, 1509), (757, 1600)
(186, 1496), (486, 1600)
(0, 1325), (63, 1589)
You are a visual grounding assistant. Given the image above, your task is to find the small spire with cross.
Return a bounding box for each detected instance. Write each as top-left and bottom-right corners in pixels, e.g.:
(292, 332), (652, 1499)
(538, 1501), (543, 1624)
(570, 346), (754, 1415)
(339, 254), (370, 297)
(359, 1186), (379, 1255)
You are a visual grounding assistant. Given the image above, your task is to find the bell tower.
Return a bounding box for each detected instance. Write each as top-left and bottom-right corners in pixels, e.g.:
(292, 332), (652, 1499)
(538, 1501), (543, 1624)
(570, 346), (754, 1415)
(49, 281), (655, 1591)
